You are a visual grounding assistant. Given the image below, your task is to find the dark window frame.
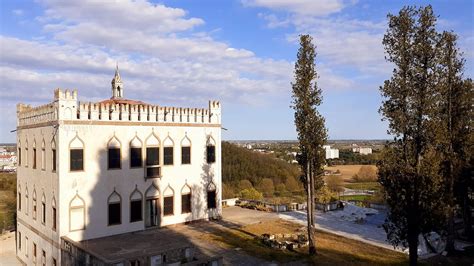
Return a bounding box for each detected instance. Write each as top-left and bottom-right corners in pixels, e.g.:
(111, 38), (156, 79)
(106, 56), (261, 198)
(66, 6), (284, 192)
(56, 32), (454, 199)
(33, 148), (37, 169)
(181, 146), (191, 164)
(163, 147), (173, 165)
(42, 201), (46, 224)
(163, 196), (174, 216)
(70, 149), (84, 171)
(130, 147), (142, 168)
(130, 199), (143, 222)
(181, 193), (191, 214)
(52, 206), (57, 231)
(108, 147), (121, 169)
(206, 145), (216, 164)
(18, 148), (21, 166)
(52, 148), (56, 172)
(108, 201), (121, 226)
(207, 190), (217, 209)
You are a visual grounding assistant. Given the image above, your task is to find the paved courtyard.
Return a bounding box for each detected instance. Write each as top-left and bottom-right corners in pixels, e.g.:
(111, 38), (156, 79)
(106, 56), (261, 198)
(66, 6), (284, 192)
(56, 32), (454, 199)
(0, 232), (20, 266)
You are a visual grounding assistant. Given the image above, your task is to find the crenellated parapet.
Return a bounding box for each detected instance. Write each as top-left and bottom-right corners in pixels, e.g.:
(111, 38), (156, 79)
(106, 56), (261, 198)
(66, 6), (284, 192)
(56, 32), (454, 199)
(18, 89), (221, 127)
(17, 102), (56, 127)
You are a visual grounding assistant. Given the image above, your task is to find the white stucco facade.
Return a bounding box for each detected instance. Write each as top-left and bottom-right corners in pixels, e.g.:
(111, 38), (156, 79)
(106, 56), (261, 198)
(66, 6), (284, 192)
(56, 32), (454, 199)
(16, 69), (222, 265)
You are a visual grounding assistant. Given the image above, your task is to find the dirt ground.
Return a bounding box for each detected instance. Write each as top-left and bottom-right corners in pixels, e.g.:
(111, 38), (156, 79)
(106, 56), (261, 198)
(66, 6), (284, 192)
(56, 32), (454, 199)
(0, 231), (21, 266)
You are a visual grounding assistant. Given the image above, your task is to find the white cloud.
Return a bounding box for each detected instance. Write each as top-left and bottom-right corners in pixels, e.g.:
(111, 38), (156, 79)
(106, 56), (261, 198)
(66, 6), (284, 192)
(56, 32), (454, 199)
(243, 0), (351, 16)
(12, 9), (24, 16)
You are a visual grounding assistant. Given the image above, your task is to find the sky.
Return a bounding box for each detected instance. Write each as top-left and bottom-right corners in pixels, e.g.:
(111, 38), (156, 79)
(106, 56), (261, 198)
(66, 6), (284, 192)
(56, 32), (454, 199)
(0, 0), (472, 143)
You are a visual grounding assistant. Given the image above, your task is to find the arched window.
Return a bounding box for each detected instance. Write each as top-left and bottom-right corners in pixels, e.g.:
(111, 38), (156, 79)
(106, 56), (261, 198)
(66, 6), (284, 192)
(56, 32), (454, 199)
(25, 187), (29, 216)
(206, 136), (216, 164)
(41, 140), (46, 170)
(163, 136), (174, 166)
(163, 185), (174, 216)
(145, 133), (160, 178)
(18, 140), (21, 166)
(207, 182), (217, 209)
(69, 194), (85, 231)
(52, 196), (57, 231)
(130, 136), (143, 168)
(69, 135), (84, 171)
(18, 185), (21, 211)
(145, 183), (160, 227)
(51, 139), (56, 172)
(25, 139), (29, 167)
(107, 136), (121, 169)
(181, 135), (191, 165)
(130, 188), (143, 222)
(181, 184), (192, 214)
(41, 193), (46, 224)
(32, 189), (37, 220)
(33, 140), (37, 169)
(108, 191), (122, 225)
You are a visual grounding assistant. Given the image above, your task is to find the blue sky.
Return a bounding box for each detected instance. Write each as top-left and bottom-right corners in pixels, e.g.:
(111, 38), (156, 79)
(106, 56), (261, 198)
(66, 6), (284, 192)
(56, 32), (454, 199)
(0, 0), (472, 142)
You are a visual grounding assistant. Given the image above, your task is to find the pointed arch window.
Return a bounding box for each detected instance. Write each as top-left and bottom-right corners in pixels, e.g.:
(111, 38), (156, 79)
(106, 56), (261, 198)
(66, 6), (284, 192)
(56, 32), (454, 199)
(206, 137), (216, 164)
(145, 133), (160, 178)
(18, 140), (21, 166)
(130, 189), (143, 222)
(163, 186), (174, 216)
(130, 136), (143, 168)
(25, 187), (29, 216)
(41, 140), (46, 170)
(108, 191), (122, 225)
(18, 185), (21, 211)
(207, 182), (217, 209)
(163, 137), (174, 166)
(108, 136), (122, 169)
(181, 136), (191, 165)
(69, 194), (85, 231)
(145, 184), (160, 227)
(51, 140), (56, 172)
(181, 184), (192, 214)
(33, 140), (37, 169)
(32, 189), (37, 220)
(52, 197), (57, 231)
(41, 193), (46, 224)
(25, 139), (29, 167)
(69, 136), (84, 171)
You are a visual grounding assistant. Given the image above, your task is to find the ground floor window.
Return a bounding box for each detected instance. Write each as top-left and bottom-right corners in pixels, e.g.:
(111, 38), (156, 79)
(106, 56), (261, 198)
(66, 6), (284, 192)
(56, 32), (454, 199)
(181, 194), (191, 213)
(108, 202), (121, 225)
(207, 190), (216, 209)
(163, 196), (174, 216)
(145, 198), (160, 227)
(130, 199), (142, 222)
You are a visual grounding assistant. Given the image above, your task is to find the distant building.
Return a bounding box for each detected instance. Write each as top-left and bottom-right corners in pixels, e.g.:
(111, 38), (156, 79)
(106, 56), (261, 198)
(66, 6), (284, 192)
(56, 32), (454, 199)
(323, 145), (339, 159)
(352, 146), (372, 155)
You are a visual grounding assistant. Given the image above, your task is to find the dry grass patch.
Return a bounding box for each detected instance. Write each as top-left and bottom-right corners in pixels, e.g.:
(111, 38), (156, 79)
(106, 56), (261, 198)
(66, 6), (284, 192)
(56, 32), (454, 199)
(325, 165), (378, 182)
(199, 219), (408, 265)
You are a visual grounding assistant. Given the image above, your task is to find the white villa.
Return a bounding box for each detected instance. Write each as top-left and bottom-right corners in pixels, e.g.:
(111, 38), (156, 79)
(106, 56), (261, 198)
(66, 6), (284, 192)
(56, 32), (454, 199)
(16, 67), (222, 265)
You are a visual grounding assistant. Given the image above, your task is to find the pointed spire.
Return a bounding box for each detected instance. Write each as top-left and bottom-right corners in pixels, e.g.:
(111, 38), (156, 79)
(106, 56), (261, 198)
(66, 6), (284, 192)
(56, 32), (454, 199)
(111, 62), (123, 98)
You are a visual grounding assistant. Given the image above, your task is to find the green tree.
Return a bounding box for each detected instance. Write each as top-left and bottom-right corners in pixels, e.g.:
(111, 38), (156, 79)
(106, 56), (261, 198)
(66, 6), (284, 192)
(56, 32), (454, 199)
(325, 175), (344, 194)
(378, 6), (446, 265)
(353, 165), (377, 182)
(258, 178), (275, 196)
(434, 32), (474, 248)
(222, 183), (235, 199)
(239, 188), (264, 200)
(285, 175), (301, 192)
(238, 179), (254, 191)
(291, 34), (328, 255)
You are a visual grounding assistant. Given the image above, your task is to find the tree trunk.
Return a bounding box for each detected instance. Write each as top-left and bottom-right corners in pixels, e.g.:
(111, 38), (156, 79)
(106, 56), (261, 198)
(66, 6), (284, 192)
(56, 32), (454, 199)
(462, 186), (472, 240)
(408, 223), (419, 266)
(306, 161), (316, 255)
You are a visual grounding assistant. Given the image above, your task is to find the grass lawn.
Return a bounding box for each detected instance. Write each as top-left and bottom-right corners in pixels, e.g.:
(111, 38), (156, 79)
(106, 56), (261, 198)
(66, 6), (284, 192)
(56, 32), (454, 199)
(339, 195), (373, 201)
(344, 182), (381, 191)
(200, 219), (408, 265)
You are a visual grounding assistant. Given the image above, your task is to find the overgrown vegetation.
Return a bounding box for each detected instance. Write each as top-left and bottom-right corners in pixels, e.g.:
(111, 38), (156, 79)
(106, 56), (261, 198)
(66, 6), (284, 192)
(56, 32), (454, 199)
(222, 141), (303, 200)
(0, 173), (16, 232)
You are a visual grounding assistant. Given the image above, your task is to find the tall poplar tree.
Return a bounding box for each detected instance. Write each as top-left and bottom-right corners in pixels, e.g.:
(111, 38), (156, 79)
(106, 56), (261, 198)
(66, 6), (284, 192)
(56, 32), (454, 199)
(378, 6), (445, 265)
(435, 31), (474, 249)
(292, 34), (327, 255)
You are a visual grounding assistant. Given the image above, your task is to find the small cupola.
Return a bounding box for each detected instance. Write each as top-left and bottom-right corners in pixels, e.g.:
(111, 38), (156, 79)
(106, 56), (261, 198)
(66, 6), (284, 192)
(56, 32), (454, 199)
(111, 63), (123, 99)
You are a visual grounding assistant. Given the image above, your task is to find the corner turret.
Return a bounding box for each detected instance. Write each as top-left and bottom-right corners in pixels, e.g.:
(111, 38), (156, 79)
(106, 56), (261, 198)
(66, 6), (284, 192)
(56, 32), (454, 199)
(111, 63), (123, 99)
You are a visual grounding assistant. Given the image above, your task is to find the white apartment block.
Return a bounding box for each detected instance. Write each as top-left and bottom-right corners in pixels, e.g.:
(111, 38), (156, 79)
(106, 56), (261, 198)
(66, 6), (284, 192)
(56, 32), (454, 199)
(323, 145), (339, 160)
(16, 67), (222, 265)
